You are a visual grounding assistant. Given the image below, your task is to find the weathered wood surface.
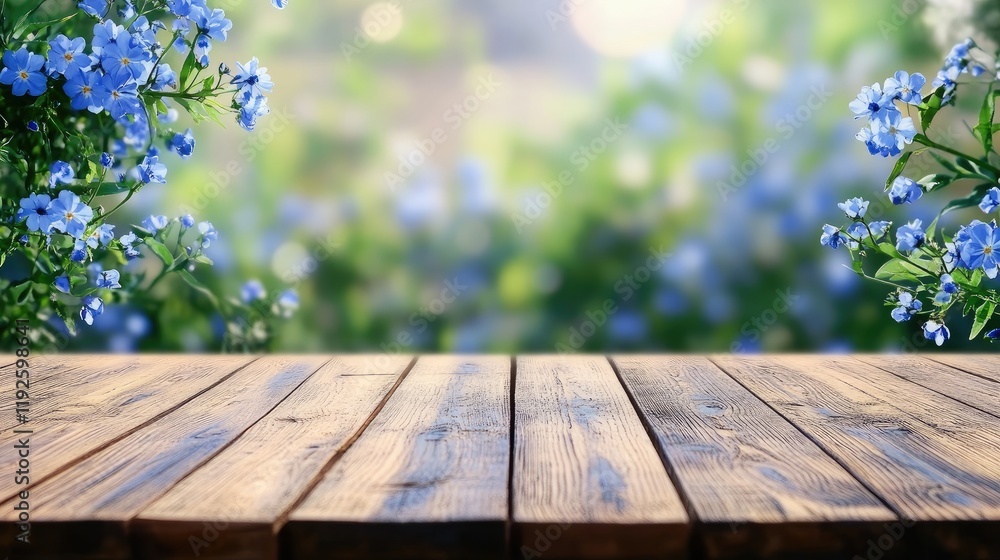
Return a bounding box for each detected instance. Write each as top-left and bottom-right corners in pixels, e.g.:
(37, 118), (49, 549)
(613, 356), (895, 559)
(286, 356), (512, 560)
(0, 353), (999, 560)
(513, 356), (689, 559)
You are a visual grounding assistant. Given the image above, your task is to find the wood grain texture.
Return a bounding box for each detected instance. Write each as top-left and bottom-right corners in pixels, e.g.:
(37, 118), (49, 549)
(613, 355), (895, 560)
(512, 356), (689, 560)
(854, 354), (1000, 419)
(712, 354), (1000, 559)
(924, 354), (1000, 384)
(0, 356), (328, 560)
(285, 356), (511, 560)
(0, 355), (254, 502)
(132, 355), (413, 560)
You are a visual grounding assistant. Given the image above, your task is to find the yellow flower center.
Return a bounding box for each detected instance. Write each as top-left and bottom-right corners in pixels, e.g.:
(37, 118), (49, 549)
(986, 246), (994, 255)
(18, 71), (28, 80)
(82, 85), (92, 95)
(64, 53), (74, 62)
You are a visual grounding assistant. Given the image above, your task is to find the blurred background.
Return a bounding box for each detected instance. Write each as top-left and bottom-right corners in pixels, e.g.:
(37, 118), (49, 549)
(76, 0), (1000, 352)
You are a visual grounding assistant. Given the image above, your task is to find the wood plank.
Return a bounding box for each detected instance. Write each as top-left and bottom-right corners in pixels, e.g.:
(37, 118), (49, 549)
(0, 354), (137, 428)
(612, 355), (895, 560)
(0, 355), (255, 502)
(512, 356), (689, 560)
(712, 354), (1000, 559)
(285, 356), (511, 560)
(132, 355), (413, 560)
(0, 355), (329, 560)
(854, 355), (1000, 419)
(924, 354), (1000, 384)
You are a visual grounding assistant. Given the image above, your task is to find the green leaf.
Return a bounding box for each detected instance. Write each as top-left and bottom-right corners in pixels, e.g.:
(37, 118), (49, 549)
(971, 300), (997, 340)
(974, 87), (998, 156)
(917, 173), (953, 192)
(875, 258), (928, 284)
(178, 269), (221, 309)
(179, 49), (197, 90)
(940, 183), (996, 216)
(877, 242), (903, 259)
(924, 215), (940, 241)
(10, 281), (33, 305)
(919, 85), (947, 130)
(68, 181), (132, 198)
(144, 238), (175, 267)
(192, 254), (215, 266)
(885, 151), (913, 191)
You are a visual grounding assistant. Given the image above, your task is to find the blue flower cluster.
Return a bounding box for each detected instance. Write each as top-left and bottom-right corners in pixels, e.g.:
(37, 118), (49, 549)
(850, 71), (922, 158)
(825, 38), (1000, 347)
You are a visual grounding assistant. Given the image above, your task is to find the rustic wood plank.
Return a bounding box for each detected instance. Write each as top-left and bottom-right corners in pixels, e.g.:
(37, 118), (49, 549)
(285, 356), (511, 560)
(0, 355), (329, 560)
(854, 355), (1000, 419)
(924, 354), (1000, 384)
(612, 355), (895, 560)
(712, 354), (1000, 559)
(0, 355), (255, 503)
(0, 354), (137, 428)
(132, 355), (413, 560)
(512, 356), (689, 560)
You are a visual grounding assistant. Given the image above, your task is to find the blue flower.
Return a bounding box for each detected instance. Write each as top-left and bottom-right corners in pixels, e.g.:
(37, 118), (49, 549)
(895, 219), (925, 255)
(868, 221), (892, 239)
(49, 161), (75, 188)
(846, 222), (869, 240)
(98, 70), (141, 120)
(241, 279), (266, 303)
(80, 295), (105, 326)
(856, 126), (886, 156)
(151, 63), (177, 91)
(54, 276), (71, 294)
(873, 112), (916, 154)
(86, 223), (115, 248)
(46, 35), (90, 76)
(987, 329), (1000, 341)
(888, 176), (923, 205)
(97, 269), (122, 289)
(231, 58), (272, 102)
(0, 47), (47, 97)
(883, 71), (925, 106)
(27, 120), (38, 132)
(100, 152), (115, 168)
(820, 224), (855, 250)
(890, 291), (922, 322)
(957, 220), (1000, 279)
(120, 231), (142, 260)
(838, 197), (869, 219)
(63, 67), (104, 113)
(980, 187), (1000, 214)
(70, 239), (89, 262)
(16, 193), (53, 232)
(237, 93), (270, 131)
(192, 33), (212, 67)
(276, 289), (298, 316)
(91, 21), (126, 55)
(170, 129), (196, 158)
(78, 0), (108, 17)
(193, 7), (232, 42)
(167, 0), (195, 17)
(100, 42), (150, 80)
(137, 155), (168, 184)
(180, 214), (195, 228)
(197, 221), (218, 248)
(272, 0), (288, 7)
(849, 82), (896, 123)
(142, 214), (169, 232)
(922, 320), (950, 346)
(48, 190), (94, 239)
(118, 0), (136, 19)
(940, 274), (960, 294)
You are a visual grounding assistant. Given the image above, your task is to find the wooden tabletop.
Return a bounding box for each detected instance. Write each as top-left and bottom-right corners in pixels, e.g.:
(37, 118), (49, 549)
(2, 354), (999, 559)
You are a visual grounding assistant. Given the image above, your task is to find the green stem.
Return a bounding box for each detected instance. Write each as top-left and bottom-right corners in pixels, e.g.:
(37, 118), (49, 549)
(914, 134), (1000, 176)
